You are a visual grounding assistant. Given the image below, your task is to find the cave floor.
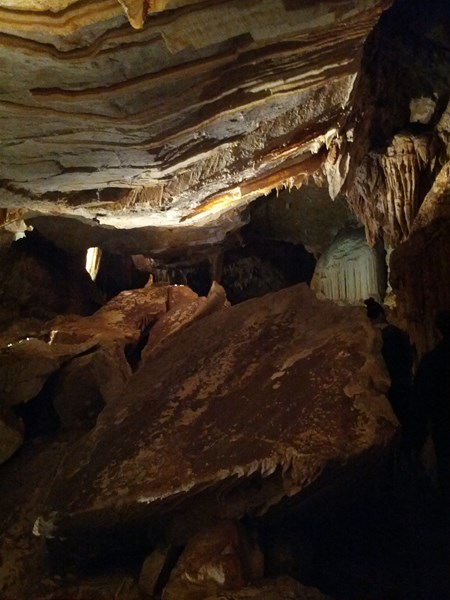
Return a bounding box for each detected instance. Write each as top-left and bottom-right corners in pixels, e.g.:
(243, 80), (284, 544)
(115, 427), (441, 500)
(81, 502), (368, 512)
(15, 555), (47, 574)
(1, 432), (450, 600)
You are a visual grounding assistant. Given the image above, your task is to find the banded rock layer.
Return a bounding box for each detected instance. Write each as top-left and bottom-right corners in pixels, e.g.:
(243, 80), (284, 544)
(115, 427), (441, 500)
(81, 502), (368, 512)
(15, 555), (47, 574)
(0, 0), (391, 231)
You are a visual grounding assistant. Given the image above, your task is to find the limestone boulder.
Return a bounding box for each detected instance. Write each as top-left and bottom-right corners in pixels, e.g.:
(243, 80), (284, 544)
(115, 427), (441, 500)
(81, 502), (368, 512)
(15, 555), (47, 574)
(0, 284), (170, 427)
(52, 345), (131, 429)
(0, 337), (97, 408)
(36, 284), (396, 553)
(143, 281), (229, 360)
(50, 282), (170, 350)
(162, 521), (263, 600)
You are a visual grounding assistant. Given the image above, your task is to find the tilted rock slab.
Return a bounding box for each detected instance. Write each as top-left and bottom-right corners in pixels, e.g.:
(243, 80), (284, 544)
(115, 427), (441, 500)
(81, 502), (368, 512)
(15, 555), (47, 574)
(37, 284), (396, 546)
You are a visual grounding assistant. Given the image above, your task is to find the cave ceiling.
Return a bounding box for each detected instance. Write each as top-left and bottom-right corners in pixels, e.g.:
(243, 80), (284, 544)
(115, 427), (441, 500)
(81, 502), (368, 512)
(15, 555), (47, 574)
(0, 0), (448, 255)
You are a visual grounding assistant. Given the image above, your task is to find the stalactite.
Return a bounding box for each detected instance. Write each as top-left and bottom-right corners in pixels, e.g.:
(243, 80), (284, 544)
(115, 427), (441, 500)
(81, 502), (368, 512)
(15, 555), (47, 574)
(348, 134), (437, 247)
(390, 162), (450, 352)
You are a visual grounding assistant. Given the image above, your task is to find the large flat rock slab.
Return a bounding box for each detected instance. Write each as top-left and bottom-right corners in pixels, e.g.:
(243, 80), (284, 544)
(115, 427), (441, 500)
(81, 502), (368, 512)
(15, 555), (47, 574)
(39, 284), (396, 541)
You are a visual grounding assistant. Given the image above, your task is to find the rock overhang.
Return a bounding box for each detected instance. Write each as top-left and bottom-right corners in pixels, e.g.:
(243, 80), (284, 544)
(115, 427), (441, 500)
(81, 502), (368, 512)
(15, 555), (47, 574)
(0, 0), (392, 239)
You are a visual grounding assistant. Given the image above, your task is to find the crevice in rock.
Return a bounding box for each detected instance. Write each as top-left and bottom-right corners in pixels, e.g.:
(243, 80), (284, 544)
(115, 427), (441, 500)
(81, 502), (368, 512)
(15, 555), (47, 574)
(13, 372), (61, 440)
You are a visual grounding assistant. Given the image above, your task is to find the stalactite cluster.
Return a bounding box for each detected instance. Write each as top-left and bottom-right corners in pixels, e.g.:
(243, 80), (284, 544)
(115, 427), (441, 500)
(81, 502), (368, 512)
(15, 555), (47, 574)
(349, 134), (438, 247)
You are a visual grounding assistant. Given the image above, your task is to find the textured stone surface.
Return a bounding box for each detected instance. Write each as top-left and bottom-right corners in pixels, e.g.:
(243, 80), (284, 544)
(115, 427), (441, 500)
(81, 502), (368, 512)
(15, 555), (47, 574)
(36, 284), (396, 547)
(349, 134), (439, 247)
(142, 281), (229, 360)
(139, 547), (173, 598)
(163, 521), (264, 600)
(48, 281), (170, 358)
(52, 345), (131, 429)
(390, 161), (450, 352)
(311, 228), (386, 304)
(0, 337), (97, 408)
(249, 184), (358, 256)
(0, 0), (390, 237)
(28, 576), (142, 600)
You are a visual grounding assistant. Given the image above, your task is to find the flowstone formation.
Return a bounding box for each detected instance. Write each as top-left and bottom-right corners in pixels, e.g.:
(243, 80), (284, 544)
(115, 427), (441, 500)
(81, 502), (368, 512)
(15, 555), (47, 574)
(311, 229), (386, 304)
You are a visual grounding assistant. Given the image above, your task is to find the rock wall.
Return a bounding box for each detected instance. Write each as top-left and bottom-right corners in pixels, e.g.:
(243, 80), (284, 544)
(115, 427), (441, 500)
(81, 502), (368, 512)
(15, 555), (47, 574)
(390, 161), (450, 351)
(349, 134), (439, 247)
(248, 184), (358, 256)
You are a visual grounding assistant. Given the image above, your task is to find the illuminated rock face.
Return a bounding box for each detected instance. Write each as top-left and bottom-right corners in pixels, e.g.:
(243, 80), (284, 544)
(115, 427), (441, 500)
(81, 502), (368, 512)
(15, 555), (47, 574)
(36, 284), (396, 551)
(349, 134), (439, 247)
(311, 229), (386, 304)
(0, 0), (390, 232)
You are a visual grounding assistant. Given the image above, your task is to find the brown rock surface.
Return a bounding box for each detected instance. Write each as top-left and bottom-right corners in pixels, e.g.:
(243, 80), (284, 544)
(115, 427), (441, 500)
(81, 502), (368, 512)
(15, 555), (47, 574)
(162, 521), (263, 600)
(47, 281), (171, 364)
(0, 337), (97, 408)
(37, 284), (396, 548)
(0, 284), (168, 423)
(204, 576), (333, 600)
(143, 281), (229, 360)
(0, 0), (390, 238)
(139, 546), (174, 598)
(349, 134), (439, 247)
(52, 345), (131, 429)
(390, 161), (450, 351)
(0, 232), (102, 326)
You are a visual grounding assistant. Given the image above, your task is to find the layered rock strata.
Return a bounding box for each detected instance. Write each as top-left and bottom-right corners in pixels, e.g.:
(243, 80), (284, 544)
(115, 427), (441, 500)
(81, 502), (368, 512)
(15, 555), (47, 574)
(35, 284), (396, 559)
(0, 0), (391, 232)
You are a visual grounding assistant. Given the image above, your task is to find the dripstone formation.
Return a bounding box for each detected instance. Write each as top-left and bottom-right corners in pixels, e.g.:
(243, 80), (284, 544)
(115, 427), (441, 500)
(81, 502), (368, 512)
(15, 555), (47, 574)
(0, 0), (449, 598)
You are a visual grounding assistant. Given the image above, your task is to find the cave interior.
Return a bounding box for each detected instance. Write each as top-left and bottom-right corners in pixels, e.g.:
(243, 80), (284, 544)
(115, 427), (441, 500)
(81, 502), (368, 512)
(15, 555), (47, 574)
(0, 0), (449, 599)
